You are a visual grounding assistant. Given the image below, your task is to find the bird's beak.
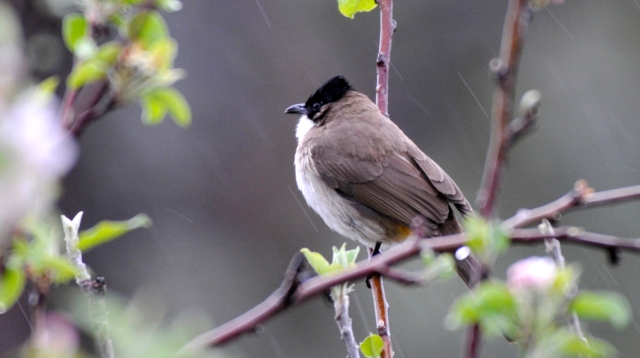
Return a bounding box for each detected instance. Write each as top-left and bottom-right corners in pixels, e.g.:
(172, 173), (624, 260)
(285, 103), (307, 115)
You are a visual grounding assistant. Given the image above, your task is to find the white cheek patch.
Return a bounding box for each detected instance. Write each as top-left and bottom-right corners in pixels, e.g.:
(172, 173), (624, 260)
(296, 115), (315, 141)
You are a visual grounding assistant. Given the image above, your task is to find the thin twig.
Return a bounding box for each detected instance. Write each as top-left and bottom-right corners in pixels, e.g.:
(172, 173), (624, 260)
(466, 324), (482, 358)
(373, 0), (395, 356)
(503, 182), (640, 229)
(477, 0), (534, 218)
(59, 88), (79, 130)
(332, 284), (361, 358)
(178, 253), (305, 355)
(375, 0), (394, 117)
(369, 249), (392, 358)
(539, 220), (587, 344)
(62, 213), (115, 358)
(64, 81), (117, 137)
(510, 227), (640, 253)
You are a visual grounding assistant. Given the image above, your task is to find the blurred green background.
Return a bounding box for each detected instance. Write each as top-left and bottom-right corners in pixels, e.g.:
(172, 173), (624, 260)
(3, 0), (640, 357)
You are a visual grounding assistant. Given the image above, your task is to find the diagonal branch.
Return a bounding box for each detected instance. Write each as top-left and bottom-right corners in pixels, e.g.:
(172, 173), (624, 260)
(180, 213), (640, 353)
(502, 182), (640, 229)
(178, 253), (304, 355)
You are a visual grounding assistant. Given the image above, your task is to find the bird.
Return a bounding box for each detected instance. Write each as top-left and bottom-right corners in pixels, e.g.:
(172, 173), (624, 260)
(285, 75), (478, 285)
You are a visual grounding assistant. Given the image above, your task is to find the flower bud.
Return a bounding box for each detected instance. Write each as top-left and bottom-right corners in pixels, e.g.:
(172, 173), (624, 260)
(507, 256), (557, 291)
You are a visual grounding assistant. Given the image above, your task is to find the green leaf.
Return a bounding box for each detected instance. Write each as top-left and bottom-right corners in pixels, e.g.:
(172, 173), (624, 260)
(78, 214), (152, 252)
(332, 243), (360, 267)
(560, 333), (616, 358)
(149, 87), (191, 127)
(360, 334), (384, 358)
(344, 245), (360, 264)
(141, 91), (169, 125)
(338, 0), (377, 19)
(40, 256), (78, 284)
(149, 38), (178, 70)
(446, 282), (518, 336)
(301, 248), (332, 275)
(570, 291), (631, 329)
(96, 41), (123, 65)
(67, 59), (107, 89)
(62, 13), (87, 52)
(463, 217), (510, 263)
(38, 76), (59, 95)
(128, 11), (169, 46)
(0, 265), (26, 313)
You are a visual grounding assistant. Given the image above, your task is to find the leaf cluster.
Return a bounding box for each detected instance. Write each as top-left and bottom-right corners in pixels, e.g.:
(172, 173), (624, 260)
(62, 1), (191, 127)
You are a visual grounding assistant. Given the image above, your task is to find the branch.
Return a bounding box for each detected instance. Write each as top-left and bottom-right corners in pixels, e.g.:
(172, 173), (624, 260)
(178, 253), (305, 355)
(62, 81), (117, 137)
(62, 213), (115, 358)
(373, 0), (395, 356)
(477, 0), (534, 218)
(180, 219), (640, 352)
(502, 182), (640, 229)
(375, 0), (394, 117)
(466, 324), (482, 358)
(368, 255), (392, 358)
(510, 227), (640, 253)
(332, 285), (361, 358)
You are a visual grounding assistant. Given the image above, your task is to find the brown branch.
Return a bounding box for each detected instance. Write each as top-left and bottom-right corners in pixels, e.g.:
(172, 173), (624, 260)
(466, 324), (482, 358)
(368, 249), (392, 358)
(502, 182), (640, 229)
(372, 0), (395, 356)
(59, 88), (79, 130)
(63, 80), (117, 137)
(375, 0), (394, 117)
(477, 0), (534, 218)
(510, 227), (640, 253)
(195, 183), (636, 354)
(375, 266), (422, 285)
(180, 218), (640, 353)
(178, 254), (304, 355)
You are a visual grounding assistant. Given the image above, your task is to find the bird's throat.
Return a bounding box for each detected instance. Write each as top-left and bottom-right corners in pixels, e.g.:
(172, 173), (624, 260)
(295, 115), (315, 141)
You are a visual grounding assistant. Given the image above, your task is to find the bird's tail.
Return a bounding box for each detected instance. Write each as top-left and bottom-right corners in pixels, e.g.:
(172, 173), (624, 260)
(441, 213), (483, 288)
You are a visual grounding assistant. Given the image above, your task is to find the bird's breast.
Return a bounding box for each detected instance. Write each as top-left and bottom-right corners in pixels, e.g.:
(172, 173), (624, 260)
(294, 137), (390, 248)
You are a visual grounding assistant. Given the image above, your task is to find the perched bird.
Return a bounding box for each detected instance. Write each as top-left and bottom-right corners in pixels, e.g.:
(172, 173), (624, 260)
(286, 76), (478, 285)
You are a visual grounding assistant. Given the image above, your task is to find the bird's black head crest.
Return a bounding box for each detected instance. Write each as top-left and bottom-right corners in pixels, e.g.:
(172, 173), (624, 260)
(304, 76), (352, 120)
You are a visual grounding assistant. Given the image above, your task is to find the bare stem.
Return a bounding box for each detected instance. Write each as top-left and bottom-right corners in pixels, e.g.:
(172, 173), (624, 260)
(369, 249), (392, 358)
(466, 324), (482, 358)
(477, 0), (533, 218)
(373, 0), (395, 356)
(503, 182), (640, 229)
(376, 0), (394, 117)
(62, 213), (115, 358)
(62, 81), (116, 137)
(332, 285), (361, 358)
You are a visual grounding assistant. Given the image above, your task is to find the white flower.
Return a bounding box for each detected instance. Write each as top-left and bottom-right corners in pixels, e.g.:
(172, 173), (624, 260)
(0, 89), (78, 241)
(507, 256), (557, 291)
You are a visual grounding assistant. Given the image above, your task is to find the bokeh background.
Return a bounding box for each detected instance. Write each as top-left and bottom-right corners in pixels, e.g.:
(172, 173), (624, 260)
(3, 0), (640, 357)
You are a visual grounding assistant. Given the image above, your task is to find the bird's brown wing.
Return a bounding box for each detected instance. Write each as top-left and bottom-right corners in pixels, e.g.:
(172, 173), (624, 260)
(311, 116), (472, 236)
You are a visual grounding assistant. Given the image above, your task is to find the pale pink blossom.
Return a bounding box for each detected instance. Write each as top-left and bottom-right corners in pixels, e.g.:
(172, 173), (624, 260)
(507, 256), (557, 291)
(33, 313), (79, 357)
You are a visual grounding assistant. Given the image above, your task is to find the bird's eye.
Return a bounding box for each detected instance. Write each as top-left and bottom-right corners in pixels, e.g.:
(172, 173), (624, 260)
(312, 103), (321, 111)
